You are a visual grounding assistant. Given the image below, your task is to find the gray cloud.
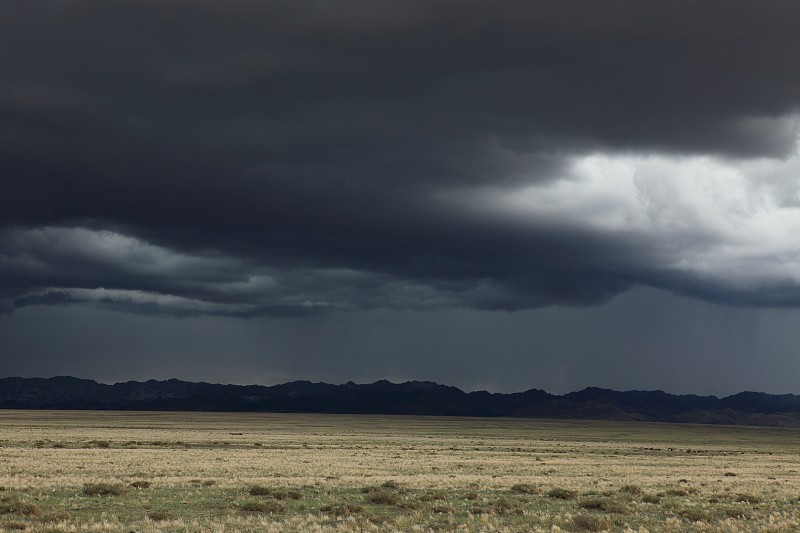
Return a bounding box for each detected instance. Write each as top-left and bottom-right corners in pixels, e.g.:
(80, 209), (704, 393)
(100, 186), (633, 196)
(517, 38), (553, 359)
(2, 0), (800, 317)
(2, 288), (799, 397)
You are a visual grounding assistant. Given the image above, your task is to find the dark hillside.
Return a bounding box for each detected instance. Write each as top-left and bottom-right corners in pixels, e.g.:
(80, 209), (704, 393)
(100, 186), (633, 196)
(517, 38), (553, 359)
(1, 377), (799, 427)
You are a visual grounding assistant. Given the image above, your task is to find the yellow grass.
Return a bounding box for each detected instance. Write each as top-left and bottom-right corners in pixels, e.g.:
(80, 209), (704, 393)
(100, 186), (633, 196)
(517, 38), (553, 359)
(0, 410), (799, 531)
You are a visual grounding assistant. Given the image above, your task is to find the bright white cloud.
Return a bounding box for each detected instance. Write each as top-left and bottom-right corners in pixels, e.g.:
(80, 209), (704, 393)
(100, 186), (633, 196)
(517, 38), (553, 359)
(444, 138), (800, 291)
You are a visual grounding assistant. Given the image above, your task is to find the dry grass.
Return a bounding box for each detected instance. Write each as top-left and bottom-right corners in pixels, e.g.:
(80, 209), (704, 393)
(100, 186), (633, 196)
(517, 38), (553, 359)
(0, 410), (799, 531)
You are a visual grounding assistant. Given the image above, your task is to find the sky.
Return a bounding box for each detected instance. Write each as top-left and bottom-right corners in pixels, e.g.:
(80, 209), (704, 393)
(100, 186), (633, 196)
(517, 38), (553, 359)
(2, 1), (800, 396)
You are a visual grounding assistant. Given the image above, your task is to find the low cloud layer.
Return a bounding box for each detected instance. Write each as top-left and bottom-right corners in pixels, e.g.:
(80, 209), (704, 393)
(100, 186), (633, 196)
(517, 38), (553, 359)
(2, 1), (800, 316)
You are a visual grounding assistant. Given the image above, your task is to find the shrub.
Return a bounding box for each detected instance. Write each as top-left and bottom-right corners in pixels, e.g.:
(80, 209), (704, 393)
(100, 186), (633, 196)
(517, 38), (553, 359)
(418, 492), (446, 501)
(239, 500), (286, 513)
(666, 488), (688, 497)
(641, 493), (661, 504)
(381, 480), (401, 489)
(578, 498), (627, 514)
(247, 485), (303, 500)
(511, 483), (539, 495)
(248, 485), (272, 496)
(723, 472), (737, 477)
(148, 511), (176, 521)
(604, 501), (628, 514)
(321, 504), (363, 515)
(680, 508), (712, 522)
(82, 483), (127, 496)
(619, 484), (642, 495)
(493, 497), (525, 515)
(271, 490), (303, 500)
(582, 498), (605, 510)
(547, 487), (577, 500)
(572, 514), (612, 532)
(724, 507), (751, 519)
(0, 496), (40, 516)
(735, 493), (761, 504)
(366, 491), (400, 505)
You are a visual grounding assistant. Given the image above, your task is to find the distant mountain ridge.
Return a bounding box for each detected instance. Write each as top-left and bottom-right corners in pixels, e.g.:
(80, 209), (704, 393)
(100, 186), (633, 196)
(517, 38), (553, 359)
(2, 376), (800, 427)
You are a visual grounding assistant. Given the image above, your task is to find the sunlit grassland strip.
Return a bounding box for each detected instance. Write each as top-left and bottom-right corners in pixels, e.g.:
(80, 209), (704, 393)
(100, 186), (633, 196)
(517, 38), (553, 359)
(1, 410), (799, 531)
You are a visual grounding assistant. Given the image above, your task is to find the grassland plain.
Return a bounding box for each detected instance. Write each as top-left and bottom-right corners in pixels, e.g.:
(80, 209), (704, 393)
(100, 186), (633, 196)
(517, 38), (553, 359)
(0, 410), (799, 532)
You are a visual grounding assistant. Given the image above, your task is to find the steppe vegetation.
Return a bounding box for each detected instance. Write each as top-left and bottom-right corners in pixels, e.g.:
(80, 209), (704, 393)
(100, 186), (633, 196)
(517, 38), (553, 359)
(0, 410), (799, 531)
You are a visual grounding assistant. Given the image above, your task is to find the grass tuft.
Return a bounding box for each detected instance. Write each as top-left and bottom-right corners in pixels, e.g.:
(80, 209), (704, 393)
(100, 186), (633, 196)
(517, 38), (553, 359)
(680, 508), (712, 522)
(272, 490), (304, 500)
(547, 487), (577, 500)
(572, 514), (612, 532)
(366, 490), (400, 505)
(238, 500), (286, 513)
(735, 493), (761, 504)
(248, 484), (273, 496)
(666, 488), (688, 497)
(82, 483), (127, 496)
(321, 503), (363, 515)
(619, 484), (642, 495)
(148, 510), (176, 521)
(578, 498), (628, 514)
(511, 483), (539, 495)
(641, 493), (661, 504)
(248, 485), (303, 500)
(0, 496), (40, 517)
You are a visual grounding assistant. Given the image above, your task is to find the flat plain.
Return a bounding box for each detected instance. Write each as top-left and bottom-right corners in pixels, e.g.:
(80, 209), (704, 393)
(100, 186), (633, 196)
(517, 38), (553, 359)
(0, 410), (799, 532)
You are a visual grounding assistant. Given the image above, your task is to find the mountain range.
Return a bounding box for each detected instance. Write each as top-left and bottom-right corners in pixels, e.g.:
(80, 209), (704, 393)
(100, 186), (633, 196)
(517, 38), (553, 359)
(2, 376), (800, 427)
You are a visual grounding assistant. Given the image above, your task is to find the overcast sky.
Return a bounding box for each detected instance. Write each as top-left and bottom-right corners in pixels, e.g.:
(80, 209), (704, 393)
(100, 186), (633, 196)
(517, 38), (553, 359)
(2, 1), (800, 396)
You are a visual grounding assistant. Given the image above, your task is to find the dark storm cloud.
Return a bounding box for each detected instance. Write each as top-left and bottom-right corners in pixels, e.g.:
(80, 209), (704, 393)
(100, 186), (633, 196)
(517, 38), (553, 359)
(2, 0), (800, 315)
(4, 289), (800, 396)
